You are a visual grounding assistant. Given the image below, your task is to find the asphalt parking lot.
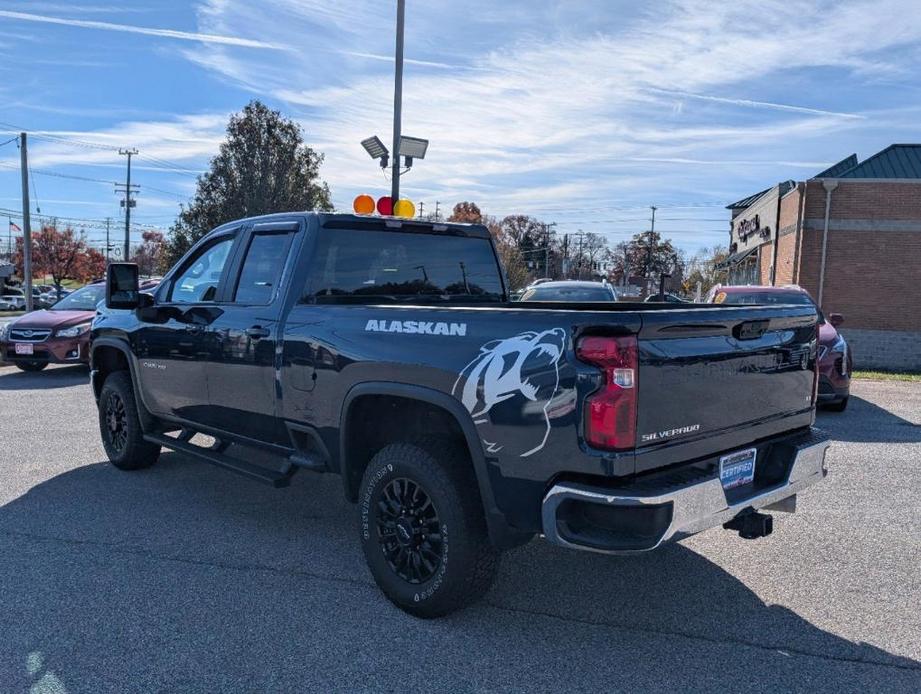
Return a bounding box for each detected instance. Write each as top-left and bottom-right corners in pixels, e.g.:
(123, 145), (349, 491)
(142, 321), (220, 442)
(0, 364), (919, 692)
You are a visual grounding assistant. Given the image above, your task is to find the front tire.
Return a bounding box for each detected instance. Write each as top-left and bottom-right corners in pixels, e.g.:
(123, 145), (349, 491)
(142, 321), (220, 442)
(16, 361), (47, 372)
(98, 371), (160, 470)
(359, 439), (500, 618)
(825, 396), (849, 412)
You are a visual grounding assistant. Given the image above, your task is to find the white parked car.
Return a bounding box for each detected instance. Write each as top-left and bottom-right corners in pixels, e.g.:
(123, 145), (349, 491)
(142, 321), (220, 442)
(1, 288), (25, 310)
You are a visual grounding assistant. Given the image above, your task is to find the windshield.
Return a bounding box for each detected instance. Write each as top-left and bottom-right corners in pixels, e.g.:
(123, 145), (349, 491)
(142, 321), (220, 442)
(521, 285), (615, 302)
(715, 290), (824, 321)
(717, 291), (814, 306)
(50, 284), (105, 311)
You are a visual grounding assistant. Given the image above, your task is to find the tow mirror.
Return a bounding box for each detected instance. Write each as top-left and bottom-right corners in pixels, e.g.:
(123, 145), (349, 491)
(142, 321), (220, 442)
(106, 263), (140, 310)
(828, 313), (844, 327)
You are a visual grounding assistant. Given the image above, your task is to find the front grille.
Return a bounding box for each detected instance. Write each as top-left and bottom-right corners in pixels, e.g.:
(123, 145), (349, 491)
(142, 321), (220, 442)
(10, 328), (51, 342)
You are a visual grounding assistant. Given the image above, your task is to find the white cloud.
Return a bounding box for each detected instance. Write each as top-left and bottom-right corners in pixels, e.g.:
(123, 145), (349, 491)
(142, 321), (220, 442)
(180, 0), (921, 224)
(644, 89), (866, 120)
(0, 9), (284, 49)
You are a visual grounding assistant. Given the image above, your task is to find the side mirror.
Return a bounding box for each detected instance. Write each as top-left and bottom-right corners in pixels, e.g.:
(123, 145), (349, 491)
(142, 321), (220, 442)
(828, 312), (844, 327)
(106, 263), (140, 309)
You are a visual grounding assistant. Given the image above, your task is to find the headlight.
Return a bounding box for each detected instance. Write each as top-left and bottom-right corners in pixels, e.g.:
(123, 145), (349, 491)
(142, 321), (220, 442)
(0, 324), (8, 341)
(830, 335), (848, 376)
(56, 322), (91, 338)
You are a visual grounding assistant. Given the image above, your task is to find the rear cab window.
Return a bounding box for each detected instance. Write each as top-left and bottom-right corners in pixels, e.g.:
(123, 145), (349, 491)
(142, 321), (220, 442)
(303, 226), (504, 303)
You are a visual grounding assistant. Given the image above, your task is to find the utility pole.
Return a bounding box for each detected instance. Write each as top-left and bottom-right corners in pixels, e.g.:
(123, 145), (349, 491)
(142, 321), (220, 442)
(417, 201), (424, 218)
(562, 233), (570, 279)
(105, 217), (111, 263)
(542, 222), (556, 278)
(434, 201), (441, 221)
(117, 148), (138, 262)
(644, 205), (657, 291)
(19, 133), (33, 311)
(390, 0), (406, 203)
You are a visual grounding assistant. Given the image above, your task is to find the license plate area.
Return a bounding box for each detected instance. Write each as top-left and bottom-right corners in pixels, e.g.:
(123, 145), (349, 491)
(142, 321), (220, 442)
(719, 448), (757, 490)
(15, 343), (34, 355)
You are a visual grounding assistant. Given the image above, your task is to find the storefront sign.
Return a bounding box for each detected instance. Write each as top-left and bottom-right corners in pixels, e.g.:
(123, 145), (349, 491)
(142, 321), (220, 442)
(736, 214), (772, 242)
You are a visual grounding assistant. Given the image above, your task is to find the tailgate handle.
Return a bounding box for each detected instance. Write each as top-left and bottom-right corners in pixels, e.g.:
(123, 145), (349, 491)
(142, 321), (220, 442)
(734, 320), (769, 340)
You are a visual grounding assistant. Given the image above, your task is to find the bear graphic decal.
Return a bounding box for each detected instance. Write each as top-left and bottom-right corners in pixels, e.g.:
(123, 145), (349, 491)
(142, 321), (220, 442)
(452, 328), (567, 458)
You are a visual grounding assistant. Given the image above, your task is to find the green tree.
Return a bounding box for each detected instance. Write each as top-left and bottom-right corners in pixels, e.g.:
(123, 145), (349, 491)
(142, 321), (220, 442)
(609, 231), (681, 281)
(164, 100), (333, 266)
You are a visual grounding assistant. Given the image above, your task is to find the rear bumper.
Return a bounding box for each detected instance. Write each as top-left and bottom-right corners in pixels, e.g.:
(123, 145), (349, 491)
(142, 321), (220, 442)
(542, 428), (830, 554)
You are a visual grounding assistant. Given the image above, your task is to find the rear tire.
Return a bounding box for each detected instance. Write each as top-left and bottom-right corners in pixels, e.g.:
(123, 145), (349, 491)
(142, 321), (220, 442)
(825, 396), (849, 412)
(98, 371), (160, 470)
(359, 438), (500, 618)
(16, 361), (47, 372)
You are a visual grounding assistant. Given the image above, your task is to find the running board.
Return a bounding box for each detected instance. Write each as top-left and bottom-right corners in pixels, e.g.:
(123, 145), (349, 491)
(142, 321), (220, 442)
(144, 433), (294, 488)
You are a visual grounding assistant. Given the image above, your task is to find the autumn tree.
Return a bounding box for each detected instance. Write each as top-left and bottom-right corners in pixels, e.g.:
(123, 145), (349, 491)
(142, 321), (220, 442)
(489, 217), (532, 290)
(14, 224), (96, 290)
(447, 201), (484, 224)
(77, 246), (107, 282)
(133, 230), (166, 276)
(682, 245), (729, 298)
(446, 202), (534, 290)
(165, 100), (333, 266)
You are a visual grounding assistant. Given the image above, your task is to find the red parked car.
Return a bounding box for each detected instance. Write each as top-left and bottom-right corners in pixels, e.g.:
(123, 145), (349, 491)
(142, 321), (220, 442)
(707, 285), (852, 411)
(0, 279), (158, 372)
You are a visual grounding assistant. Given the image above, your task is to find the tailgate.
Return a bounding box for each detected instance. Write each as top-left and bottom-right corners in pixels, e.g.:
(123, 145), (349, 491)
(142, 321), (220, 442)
(634, 304), (817, 473)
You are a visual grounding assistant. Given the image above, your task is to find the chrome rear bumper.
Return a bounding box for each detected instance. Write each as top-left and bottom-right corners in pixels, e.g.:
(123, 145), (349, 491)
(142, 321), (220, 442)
(542, 430), (830, 555)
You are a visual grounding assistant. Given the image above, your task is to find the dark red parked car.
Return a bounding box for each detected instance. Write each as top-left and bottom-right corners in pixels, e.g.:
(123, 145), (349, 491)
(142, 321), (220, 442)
(0, 279), (158, 372)
(707, 284), (852, 411)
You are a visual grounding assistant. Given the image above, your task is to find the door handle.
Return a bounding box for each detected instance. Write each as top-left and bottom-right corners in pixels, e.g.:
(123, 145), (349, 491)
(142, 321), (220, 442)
(245, 326), (271, 340)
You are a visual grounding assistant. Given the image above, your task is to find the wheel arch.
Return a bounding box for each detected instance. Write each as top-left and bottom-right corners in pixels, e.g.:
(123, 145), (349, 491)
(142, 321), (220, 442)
(339, 382), (527, 550)
(90, 338), (134, 399)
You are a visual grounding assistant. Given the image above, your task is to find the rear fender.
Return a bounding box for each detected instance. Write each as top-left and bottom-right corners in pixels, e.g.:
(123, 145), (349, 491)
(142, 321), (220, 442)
(339, 382), (530, 550)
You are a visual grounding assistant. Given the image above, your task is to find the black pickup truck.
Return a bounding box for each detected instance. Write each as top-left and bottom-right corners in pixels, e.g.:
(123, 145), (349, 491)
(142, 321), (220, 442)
(91, 212), (830, 617)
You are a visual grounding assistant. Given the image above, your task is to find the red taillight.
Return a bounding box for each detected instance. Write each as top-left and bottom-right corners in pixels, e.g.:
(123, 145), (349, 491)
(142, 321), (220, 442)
(812, 323), (820, 405)
(577, 335), (638, 450)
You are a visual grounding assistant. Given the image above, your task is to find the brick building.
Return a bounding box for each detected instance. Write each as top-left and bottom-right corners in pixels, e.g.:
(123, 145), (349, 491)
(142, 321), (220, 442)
(720, 144), (921, 371)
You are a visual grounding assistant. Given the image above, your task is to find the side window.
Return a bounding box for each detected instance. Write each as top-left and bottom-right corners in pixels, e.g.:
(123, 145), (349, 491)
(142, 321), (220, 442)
(169, 236), (234, 303)
(233, 231), (295, 304)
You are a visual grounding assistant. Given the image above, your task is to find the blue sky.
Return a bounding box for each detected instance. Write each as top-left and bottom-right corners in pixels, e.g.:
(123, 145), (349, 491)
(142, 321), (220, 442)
(2, 0), (921, 256)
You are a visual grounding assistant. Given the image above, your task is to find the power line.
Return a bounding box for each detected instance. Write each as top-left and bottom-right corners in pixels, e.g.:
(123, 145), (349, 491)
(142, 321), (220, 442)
(136, 152), (202, 177)
(28, 159), (41, 216)
(0, 162), (189, 199)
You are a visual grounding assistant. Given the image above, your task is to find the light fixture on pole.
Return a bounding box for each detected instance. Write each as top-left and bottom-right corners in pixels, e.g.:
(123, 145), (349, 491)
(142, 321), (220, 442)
(399, 135), (428, 168)
(361, 136), (389, 168)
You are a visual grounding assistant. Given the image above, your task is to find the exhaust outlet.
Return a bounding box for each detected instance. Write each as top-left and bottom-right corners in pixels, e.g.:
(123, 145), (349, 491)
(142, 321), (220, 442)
(723, 511), (773, 539)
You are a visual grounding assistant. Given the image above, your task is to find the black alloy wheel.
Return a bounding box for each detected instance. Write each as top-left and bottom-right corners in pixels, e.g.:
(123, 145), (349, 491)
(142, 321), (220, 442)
(104, 391), (129, 453)
(377, 478), (443, 584)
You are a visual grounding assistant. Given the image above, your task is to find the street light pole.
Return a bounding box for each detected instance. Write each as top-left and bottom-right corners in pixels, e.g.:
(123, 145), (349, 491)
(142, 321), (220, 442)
(390, 0), (405, 203)
(19, 132), (33, 312)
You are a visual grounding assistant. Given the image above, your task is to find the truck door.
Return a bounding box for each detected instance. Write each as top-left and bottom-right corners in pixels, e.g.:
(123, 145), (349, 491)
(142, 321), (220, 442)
(202, 220), (300, 445)
(135, 231), (239, 421)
